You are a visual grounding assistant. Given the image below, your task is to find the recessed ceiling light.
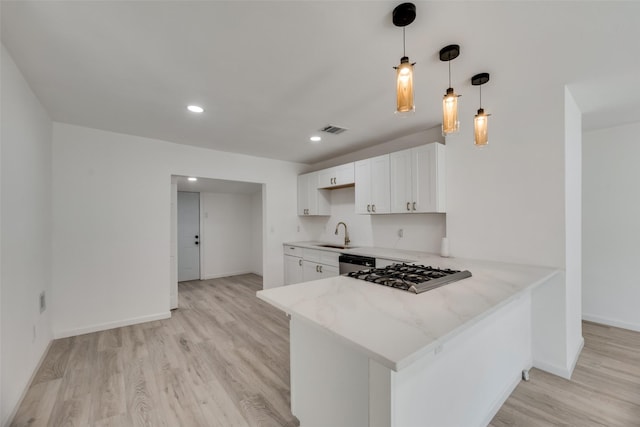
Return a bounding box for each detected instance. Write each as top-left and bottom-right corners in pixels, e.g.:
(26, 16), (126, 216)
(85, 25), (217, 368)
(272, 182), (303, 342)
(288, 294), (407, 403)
(188, 177), (198, 181)
(187, 105), (204, 113)
(310, 136), (322, 142)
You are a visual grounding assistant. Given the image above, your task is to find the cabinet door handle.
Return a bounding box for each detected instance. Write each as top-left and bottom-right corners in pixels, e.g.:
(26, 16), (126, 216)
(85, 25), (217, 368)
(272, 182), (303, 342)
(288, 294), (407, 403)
(367, 204), (371, 212)
(406, 202), (411, 211)
(299, 259), (302, 266)
(316, 265), (319, 272)
(372, 204), (376, 212)
(413, 202), (417, 211)
(319, 265), (323, 273)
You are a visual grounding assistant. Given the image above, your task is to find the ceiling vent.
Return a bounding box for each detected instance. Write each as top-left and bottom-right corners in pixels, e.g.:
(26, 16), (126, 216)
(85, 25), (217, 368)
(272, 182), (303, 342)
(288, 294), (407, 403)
(320, 125), (348, 135)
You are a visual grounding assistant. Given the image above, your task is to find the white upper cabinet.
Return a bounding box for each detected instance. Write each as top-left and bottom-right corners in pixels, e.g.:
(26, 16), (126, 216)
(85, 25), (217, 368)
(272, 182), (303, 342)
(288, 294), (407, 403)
(355, 154), (390, 214)
(390, 143), (445, 213)
(298, 172), (330, 216)
(318, 163), (355, 189)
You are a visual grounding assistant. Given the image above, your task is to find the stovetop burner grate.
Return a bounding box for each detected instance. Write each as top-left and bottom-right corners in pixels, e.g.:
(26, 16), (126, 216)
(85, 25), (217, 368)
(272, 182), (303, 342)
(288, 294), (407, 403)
(346, 263), (472, 294)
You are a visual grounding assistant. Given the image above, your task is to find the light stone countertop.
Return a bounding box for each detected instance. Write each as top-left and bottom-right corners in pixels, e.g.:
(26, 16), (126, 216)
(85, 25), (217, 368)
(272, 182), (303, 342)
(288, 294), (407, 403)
(260, 247), (560, 371)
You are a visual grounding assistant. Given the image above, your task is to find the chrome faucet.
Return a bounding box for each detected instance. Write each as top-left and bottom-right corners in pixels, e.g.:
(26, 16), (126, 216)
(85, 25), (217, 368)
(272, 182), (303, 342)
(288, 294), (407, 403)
(335, 222), (350, 246)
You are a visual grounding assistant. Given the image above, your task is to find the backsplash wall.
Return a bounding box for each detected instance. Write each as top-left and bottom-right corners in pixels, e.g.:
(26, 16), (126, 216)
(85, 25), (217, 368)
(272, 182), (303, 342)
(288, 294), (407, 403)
(298, 187), (446, 253)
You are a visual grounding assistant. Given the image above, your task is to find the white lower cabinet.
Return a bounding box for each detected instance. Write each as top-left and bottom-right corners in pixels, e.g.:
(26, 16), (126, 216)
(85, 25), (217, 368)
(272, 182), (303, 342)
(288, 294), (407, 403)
(284, 245), (339, 285)
(284, 254), (304, 285)
(303, 261), (338, 281)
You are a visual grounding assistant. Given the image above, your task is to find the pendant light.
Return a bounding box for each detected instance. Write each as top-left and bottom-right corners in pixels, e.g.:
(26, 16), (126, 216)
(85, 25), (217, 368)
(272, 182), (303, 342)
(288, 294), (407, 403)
(440, 44), (461, 135)
(471, 73), (490, 147)
(393, 3), (416, 115)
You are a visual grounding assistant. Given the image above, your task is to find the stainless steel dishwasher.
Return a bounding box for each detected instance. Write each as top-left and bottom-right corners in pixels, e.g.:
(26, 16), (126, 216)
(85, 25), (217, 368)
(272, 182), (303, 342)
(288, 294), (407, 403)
(338, 254), (376, 274)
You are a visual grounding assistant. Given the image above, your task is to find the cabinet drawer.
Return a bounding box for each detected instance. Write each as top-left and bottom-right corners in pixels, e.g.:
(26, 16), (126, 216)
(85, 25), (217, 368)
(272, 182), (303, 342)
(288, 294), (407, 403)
(303, 248), (339, 267)
(284, 245), (303, 256)
(320, 251), (339, 267)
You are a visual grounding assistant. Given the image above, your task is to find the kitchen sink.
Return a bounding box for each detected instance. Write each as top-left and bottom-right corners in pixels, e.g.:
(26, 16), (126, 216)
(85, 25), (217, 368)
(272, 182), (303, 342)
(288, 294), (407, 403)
(317, 244), (358, 250)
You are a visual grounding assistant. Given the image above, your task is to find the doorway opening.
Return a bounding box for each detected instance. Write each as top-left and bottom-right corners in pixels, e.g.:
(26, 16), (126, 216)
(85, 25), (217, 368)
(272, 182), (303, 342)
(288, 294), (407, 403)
(170, 175), (264, 309)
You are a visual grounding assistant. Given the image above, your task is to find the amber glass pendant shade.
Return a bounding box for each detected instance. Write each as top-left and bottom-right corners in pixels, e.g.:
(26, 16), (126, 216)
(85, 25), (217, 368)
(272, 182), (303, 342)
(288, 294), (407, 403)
(471, 72), (490, 147)
(474, 108), (489, 147)
(396, 57), (415, 114)
(442, 88), (459, 134)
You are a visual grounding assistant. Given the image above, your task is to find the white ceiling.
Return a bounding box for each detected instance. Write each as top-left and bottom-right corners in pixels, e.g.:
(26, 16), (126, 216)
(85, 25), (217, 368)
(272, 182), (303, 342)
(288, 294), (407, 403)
(175, 176), (262, 194)
(2, 1), (640, 164)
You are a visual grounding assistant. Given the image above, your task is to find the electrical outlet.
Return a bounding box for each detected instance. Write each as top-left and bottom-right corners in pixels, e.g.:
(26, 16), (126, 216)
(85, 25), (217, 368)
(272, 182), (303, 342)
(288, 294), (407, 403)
(39, 291), (46, 313)
(398, 228), (404, 238)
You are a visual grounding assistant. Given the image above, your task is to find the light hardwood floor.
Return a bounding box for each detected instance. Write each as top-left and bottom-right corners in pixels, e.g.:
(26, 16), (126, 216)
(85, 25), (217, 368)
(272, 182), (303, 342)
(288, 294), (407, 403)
(11, 274), (640, 426)
(11, 274), (299, 427)
(490, 321), (640, 426)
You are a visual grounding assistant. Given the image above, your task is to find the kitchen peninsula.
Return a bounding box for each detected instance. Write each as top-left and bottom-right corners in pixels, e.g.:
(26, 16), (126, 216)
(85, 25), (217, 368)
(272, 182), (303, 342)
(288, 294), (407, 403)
(257, 249), (560, 427)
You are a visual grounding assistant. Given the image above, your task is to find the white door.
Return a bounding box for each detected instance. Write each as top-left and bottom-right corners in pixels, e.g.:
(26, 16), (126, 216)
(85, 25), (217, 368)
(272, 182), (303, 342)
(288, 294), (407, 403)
(178, 191), (200, 281)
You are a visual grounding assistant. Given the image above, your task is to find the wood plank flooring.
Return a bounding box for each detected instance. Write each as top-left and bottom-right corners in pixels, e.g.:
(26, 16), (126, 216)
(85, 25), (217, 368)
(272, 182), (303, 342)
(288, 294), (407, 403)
(11, 274), (299, 427)
(11, 274), (640, 426)
(490, 321), (640, 426)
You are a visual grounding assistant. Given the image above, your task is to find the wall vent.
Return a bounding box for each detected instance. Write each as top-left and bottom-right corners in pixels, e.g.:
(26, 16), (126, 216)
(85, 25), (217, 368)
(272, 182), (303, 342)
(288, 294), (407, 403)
(320, 125), (348, 135)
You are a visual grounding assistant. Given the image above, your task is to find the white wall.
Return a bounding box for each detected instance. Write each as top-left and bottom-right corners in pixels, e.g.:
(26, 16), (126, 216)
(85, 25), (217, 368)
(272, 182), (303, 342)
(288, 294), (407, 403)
(583, 121), (640, 332)
(299, 187), (445, 253)
(52, 123), (303, 338)
(444, 85), (566, 266)
(1, 45), (53, 425)
(200, 192), (256, 279)
(251, 189), (263, 276)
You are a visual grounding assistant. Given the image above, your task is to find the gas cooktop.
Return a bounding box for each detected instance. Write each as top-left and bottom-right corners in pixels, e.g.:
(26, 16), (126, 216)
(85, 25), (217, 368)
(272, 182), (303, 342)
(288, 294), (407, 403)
(346, 263), (472, 294)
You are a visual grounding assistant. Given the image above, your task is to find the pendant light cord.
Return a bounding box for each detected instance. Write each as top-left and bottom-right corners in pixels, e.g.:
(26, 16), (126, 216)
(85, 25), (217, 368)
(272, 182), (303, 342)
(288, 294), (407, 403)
(403, 27), (406, 57)
(479, 84), (483, 108)
(448, 60), (452, 88)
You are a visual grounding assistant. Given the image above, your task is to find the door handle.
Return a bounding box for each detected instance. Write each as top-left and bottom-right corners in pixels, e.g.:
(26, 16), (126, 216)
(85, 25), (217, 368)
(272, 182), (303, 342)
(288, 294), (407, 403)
(299, 259), (303, 266)
(406, 202), (411, 211)
(319, 265), (323, 273)
(372, 204), (376, 212)
(316, 265), (320, 272)
(195, 235), (199, 239)
(195, 241), (199, 245)
(367, 204), (371, 212)
(413, 202), (417, 211)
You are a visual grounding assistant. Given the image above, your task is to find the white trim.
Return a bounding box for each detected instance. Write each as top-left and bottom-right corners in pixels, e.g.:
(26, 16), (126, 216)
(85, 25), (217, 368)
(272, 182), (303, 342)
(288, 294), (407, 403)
(582, 313), (640, 333)
(479, 368), (528, 427)
(532, 359), (572, 380)
(53, 312), (171, 339)
(200, 271), (254, 280)
(199, 191), (205, 280)
(4, 340), (53, 427)
(533, 337), (583, 380)
(567, 336), (585, 377)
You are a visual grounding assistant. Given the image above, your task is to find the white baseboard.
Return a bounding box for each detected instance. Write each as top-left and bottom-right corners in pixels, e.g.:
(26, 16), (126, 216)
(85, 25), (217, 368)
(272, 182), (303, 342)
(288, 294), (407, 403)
(533, 358), (572, 379)
(53, 311), (171, 339)
(533, 336), (584, 380)
(200, 270), (253, 280)
(567, 336), (585, 377)
(582, 313), (640, 333)
(4, 340), (53, 427)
